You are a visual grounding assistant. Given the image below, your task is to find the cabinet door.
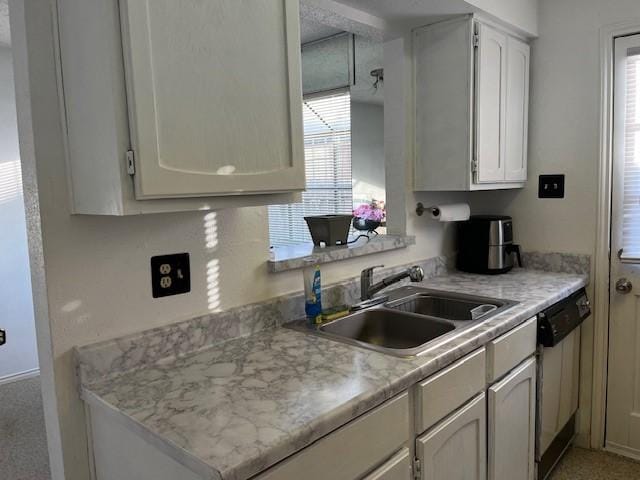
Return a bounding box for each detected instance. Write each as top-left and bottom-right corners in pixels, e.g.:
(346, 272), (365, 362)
(488, 357), (536, 480)
(475, 23), (507, 184)
(417, 393), (486, 480)
(120, 0), (305, 199)
(362, 448), (412, 480)
(504, 37), (530, 182)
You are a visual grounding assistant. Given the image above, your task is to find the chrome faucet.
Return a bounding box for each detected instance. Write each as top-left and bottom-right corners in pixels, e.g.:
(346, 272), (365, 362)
(360, 265), (425, 301)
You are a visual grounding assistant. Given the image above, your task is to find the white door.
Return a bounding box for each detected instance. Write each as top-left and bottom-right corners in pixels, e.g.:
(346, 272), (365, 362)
(120, 0), (305, 199)
(488, 357), (536, 480)
(607, 33), (640, 459)
(475, 23), (507, 184)
(417, 393), (487, 480)
(504, 37), (530, 182)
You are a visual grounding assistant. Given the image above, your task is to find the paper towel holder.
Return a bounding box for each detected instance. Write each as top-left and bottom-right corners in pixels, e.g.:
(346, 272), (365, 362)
(416, 202), (430, 217)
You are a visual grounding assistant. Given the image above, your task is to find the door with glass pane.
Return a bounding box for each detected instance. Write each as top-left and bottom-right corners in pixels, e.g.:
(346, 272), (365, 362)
(607, 33), (640, 458)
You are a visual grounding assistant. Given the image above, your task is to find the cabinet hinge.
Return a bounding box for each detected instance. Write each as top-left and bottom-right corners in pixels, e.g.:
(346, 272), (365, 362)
(126, 150), (135, 175)
(473, 33), (480, 47)
(471, 159), (479, 173)
(413, 458), (421, 480)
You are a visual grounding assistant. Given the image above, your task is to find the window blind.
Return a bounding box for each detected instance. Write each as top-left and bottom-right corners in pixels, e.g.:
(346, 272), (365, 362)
(621, 53), (640, 259)
(268, 91), (352, 247)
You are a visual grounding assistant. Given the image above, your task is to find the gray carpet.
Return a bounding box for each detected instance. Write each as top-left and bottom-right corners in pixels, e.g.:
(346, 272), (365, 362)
(0, 376), (50, 480)
(551, 446), (640, 480)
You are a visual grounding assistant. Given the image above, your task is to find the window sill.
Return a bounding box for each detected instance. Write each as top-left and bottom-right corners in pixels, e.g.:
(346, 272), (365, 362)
(267, 234), (416, 273)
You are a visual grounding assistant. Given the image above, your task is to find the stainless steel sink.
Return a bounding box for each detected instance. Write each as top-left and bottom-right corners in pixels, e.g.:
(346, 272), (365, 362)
(286, 286), (517, 357)
(386, 290), (515, 322)
(319, 309), (455, 354)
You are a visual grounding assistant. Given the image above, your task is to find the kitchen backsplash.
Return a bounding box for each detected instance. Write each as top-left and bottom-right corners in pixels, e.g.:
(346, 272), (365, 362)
(521, 251), (591, 275)
(75, 251), (589, 387)
(75, 256), (449, 386)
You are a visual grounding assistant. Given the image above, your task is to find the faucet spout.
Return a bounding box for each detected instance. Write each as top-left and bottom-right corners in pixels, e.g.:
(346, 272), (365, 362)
(360, 265), (424, 301)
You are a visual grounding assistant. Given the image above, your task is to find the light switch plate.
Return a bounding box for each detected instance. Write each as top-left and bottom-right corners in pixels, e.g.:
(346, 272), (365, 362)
(538, 174), (565, 198)
(151, 253), (191, 298)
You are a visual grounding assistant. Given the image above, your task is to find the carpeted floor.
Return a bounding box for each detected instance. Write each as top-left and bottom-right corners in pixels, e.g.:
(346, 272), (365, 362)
(0, 376), (50, 480)
(551, 446), (640, 479)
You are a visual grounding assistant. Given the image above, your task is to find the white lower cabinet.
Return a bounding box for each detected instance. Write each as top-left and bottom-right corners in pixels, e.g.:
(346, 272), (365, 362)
(488, 357), (537, 480)
(255, 392), (410, 480)
(362, 448), (412, 480)
(416, 393), (487, 480)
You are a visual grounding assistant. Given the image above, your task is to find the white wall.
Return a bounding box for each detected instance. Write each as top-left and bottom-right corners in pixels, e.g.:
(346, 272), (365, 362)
(0, 45), (37, 381)
(352, 101), (385, 205)
(465, 0), (538, 37)
(12, 5), (468, 479)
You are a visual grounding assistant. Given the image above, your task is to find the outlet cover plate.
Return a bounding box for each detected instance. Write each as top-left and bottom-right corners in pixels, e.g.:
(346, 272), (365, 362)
(538, 174), (565, 198)
(151, 253), (191, 298)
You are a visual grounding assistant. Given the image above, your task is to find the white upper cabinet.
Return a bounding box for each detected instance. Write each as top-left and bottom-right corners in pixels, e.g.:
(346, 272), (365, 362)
(413, 16), (530, 191)
(475, 23), (507, 184)
(504, 37), (531, 182)
(56, 0), (304, 214)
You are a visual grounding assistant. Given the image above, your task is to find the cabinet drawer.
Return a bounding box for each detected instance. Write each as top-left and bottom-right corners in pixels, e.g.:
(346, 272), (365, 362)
(256, 392), (409, 480)
(416, 348), (486, 433)
(362, 448), (411, 480)
(487, 317), (537, 383)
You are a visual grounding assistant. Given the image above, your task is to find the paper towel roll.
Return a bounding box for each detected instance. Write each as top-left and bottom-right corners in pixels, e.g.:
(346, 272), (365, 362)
(430, 203), (471, 222)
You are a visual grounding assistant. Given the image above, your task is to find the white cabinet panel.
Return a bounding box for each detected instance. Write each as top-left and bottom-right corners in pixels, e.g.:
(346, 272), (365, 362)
(486, 316), (537, 383)
(504, 37), (530, 182)
(362, 448), (412, 480)
(413, 17), (474, 192)
(416, 347), (486, 433)
(413, 16), (528, 191)
(417, 393), (487, 480)
(488, 357), (537, 480)
(89, 405), (205, 480)
(56, 0), (304, 213)
(121, 0), (304, 199)
(257, 393), (409, 480)
(475, 23), (507, 184)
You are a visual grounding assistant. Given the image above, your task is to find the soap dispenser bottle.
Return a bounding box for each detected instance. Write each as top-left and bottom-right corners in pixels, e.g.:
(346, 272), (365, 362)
(303, 260), (322, 325)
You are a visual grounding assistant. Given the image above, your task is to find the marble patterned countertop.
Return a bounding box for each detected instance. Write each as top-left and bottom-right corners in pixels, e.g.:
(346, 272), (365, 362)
(81, 269), (588, 480)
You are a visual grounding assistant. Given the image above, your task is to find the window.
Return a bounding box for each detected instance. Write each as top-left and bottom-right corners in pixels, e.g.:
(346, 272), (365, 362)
(620, 49), (640, 259)
(268, 90), (352, 247)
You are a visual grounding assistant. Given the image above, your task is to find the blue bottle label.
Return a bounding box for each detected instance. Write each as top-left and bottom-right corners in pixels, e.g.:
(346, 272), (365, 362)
(305, 267), (322, 323)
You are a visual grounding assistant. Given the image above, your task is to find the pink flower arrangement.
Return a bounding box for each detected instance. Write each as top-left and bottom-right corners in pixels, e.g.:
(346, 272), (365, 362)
(353, 200), (386, 222)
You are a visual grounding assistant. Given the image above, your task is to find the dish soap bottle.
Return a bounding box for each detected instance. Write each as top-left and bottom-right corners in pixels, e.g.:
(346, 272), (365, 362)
(303, 260), (322, 326)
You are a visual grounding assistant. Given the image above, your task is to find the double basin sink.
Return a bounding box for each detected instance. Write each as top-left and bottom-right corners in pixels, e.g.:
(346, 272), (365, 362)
(288, 286), (517, 357)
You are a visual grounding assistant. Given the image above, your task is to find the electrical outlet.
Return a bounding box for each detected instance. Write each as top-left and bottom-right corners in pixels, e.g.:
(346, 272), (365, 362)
(151, 253), (190, 298)
(538, 174), (565, 198)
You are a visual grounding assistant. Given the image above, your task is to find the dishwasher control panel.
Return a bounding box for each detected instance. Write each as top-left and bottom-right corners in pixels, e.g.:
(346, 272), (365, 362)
(537, 288), (590, 348)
